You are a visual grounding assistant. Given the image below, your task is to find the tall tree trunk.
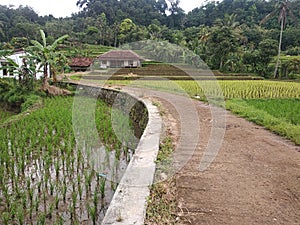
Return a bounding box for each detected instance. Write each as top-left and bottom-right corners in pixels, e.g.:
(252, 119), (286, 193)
(51, 65), (57, 84)
(274, 18), (284, 78)
(219, 58), (223, 71)
(43, 64), (48, 88)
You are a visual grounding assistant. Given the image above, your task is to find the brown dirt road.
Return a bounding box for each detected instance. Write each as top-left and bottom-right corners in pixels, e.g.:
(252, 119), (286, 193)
(159, 98), (300, 225)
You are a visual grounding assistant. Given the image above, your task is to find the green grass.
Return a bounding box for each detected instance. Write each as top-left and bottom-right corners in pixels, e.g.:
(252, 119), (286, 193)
(243, 99), (300, 125)
(226, 98), (300, 145)
(146, 137), (177, 225)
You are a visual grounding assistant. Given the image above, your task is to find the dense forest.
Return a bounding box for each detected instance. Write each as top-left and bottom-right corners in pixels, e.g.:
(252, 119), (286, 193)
(0, 0), (299, 77)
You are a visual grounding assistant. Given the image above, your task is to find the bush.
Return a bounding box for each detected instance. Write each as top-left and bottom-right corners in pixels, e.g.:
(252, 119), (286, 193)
(286, 47), (300, 56)
(0, 78), (42, 112)
(21, 94), (42, 112)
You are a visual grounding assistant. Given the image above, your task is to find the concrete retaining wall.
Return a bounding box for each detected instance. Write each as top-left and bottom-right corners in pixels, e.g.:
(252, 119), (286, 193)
(72, 84), (162, 224)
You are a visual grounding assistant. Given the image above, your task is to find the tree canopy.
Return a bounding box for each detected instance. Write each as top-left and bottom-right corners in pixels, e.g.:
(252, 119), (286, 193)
(0, 0), (299, 78)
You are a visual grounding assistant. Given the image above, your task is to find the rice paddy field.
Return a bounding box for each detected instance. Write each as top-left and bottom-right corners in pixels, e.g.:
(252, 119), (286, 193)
(0, 63), (299, 224)
(177, 80), (300, 99)
(101, 79), (300, 99)
(0, 96), (135, 224)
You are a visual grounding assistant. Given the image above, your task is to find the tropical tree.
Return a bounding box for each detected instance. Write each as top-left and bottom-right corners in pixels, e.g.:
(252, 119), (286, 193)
(260, 0), (297, 78)
(118, 18), (136, 45)
(27, 30), (68, 88)
(207, 26), (239, 70)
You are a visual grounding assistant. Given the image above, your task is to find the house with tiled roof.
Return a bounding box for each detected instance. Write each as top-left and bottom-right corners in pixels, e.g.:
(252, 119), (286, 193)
(69, 57), (94, 72)
(95, 50), (143, 69)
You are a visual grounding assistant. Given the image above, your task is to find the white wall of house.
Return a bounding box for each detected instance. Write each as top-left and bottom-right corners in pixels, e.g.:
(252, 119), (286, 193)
(99, 60), (141, 69)
(0, 51), (44, 79)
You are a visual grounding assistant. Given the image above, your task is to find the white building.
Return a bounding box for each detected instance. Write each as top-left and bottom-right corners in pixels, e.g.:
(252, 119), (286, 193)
(0, 50), (44, 79)
(95, 50), (144, 69)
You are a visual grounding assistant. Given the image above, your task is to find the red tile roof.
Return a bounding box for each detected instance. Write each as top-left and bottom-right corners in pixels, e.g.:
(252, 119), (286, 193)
(69, 57), (94, 67)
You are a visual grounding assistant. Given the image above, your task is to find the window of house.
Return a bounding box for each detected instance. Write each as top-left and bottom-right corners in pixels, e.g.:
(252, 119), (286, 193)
(1, 62), (8, 76)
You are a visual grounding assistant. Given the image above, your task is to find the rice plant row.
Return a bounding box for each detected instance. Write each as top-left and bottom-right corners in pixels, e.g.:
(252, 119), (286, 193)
(176, 80), (300, 99)
(0, 96), (135, 225)
(105, 80), (300, 100)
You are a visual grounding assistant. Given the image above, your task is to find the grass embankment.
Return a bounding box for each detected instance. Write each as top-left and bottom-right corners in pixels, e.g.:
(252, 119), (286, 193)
(145, 137), (177, 224)
(227, 98), (300, 145)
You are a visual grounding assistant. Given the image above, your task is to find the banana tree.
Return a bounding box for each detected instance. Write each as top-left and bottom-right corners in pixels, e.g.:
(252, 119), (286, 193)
(27, 30), (69, 88)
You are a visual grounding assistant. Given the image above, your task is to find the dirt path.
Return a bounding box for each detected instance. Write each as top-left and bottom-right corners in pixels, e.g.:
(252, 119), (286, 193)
(162, 99), (300, 225)
(118, 85), (299, 224)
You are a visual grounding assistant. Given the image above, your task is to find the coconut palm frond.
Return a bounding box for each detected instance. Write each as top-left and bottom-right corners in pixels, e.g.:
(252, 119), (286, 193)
(260, 10), (277, 25)
(287, 7), (298, 26)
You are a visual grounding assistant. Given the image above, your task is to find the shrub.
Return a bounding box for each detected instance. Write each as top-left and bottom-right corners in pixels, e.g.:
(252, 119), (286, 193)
(0, 78), (42, 112)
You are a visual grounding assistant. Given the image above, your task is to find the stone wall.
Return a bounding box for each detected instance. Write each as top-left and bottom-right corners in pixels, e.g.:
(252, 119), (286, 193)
(73, 84), (149, 139)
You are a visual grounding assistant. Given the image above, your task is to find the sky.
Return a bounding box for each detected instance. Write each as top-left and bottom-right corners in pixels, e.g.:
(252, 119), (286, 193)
(0, 0), (208, 18)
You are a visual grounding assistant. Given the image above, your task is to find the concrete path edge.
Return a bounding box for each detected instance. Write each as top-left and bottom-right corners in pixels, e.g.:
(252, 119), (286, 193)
(101, 96), (162, 224)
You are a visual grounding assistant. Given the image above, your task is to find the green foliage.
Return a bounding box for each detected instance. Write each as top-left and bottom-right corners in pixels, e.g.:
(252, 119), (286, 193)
(26, 29), (69, 86)
(0, 107), (15, 123)
(156, 137), (173, 163)
(21, 94), (42, 112)
(76, 0), (170, 26)
(286, 46), (300, 56)
(207, 26), (239, 70)
(0, 78), (41, 111)
(0, 0), (300, 79)
(10, 37), (29, 49)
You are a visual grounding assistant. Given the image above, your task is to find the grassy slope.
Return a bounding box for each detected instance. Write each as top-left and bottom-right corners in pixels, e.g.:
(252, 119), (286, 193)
(226, 98), (300, 145)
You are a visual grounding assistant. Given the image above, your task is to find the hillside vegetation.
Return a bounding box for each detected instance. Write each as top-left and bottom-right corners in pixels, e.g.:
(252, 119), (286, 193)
(0, 0), (299, 78)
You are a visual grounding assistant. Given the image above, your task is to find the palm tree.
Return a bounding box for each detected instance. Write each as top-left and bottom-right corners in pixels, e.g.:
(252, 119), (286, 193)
(260, 0), (297, 78)
(27, 30), (68, 88)
(0, 21), (5, 40)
